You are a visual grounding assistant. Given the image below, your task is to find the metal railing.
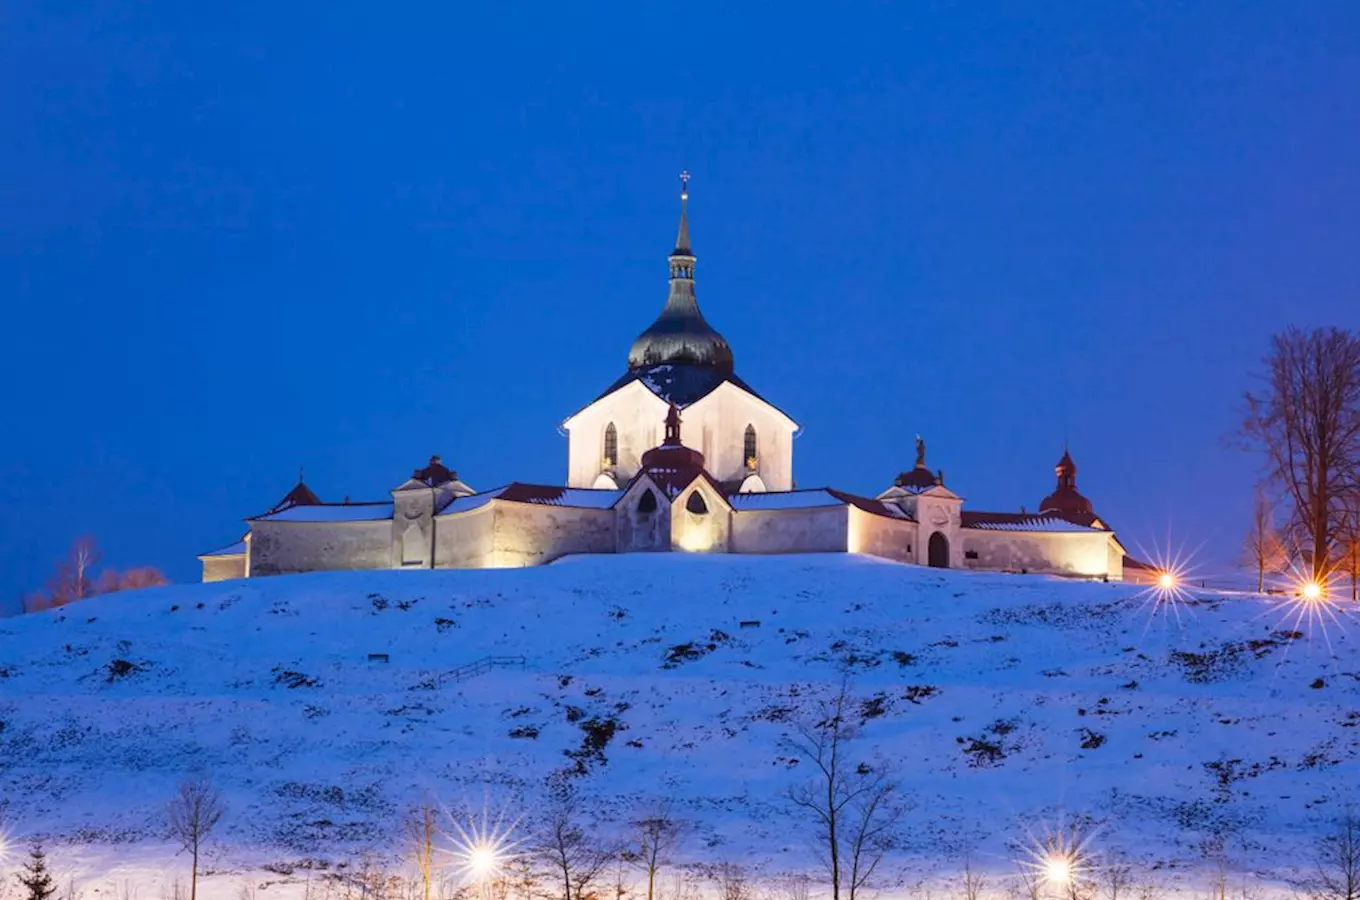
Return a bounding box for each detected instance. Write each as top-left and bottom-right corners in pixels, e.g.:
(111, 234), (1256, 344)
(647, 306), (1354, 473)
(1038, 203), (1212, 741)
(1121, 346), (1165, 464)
(430, 655), (527, 687)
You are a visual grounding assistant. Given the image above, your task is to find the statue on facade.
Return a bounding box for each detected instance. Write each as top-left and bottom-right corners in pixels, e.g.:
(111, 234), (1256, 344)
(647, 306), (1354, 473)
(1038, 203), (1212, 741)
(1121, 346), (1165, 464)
(915, 434), (926, 468)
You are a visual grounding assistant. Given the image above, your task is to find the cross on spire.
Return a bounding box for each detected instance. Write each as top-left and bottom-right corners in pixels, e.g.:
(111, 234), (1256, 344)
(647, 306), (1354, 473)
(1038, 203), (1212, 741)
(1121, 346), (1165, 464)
(673, 169), (693, 258)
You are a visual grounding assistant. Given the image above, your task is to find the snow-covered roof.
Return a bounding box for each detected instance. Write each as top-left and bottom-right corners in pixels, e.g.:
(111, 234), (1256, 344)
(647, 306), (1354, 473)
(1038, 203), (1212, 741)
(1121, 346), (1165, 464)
(728, 488), (910, 519)
(498, 484), (625, 509)
(251, 503), (394, 523)
(962, 513), (1102, 533)
(437, 488), (505, 516)
(728, 489), (849, 511)
(436, 484), (624, 514)
(198, 540), (246, 558)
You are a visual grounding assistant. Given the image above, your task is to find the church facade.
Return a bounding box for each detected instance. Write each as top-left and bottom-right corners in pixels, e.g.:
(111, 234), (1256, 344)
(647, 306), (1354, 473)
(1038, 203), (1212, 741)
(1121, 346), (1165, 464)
(200, 181), (1128, 583)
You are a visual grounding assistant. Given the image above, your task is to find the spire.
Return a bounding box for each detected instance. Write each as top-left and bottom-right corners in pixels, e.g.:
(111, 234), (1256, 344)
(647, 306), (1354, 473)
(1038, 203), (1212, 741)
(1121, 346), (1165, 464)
(627, 173), (734, 373)
(674, 170), (692, 256)
(664, 403), (683, 445)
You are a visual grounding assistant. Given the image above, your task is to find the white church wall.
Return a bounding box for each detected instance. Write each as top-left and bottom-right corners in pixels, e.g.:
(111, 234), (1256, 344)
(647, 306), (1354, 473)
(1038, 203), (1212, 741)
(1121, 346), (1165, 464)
(564, 383), (666, 488)
(491, 502), (616, 567)
(564, 380), (796, 491)
(847, 508), (917, 563)
(961, 529), (1117, 578)
(670, 482), (732, 553)
(433, 505), (497, 569)
(685, 383), (795, 491)
(248, 521), (392, 576)
(729, 506), (848, 555)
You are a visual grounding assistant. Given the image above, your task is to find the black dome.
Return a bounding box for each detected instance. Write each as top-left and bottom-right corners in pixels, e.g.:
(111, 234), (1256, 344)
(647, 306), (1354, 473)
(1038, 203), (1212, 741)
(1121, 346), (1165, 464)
(627, 293), (734, 373)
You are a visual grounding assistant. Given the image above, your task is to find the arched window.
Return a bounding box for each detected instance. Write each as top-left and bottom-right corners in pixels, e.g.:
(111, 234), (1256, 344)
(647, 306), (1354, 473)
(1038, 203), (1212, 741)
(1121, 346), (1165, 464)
(637, 488), (658, 515)
(743, 424), (758, 468)
(686, 491), (709, 515)
(603, 423), (618, 467)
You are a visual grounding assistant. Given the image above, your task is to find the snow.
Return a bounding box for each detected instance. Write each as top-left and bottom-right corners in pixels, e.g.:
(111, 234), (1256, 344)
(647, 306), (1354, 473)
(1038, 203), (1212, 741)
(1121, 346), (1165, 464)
(967, 517), (1101, 533)
(437, 487), (507, 515)
(727, 489), (848, 510)
(251, 503), (394, 523)
(522, 488), (624, 509)
(0, 554), (1356, 892)
(198, 540), (246, 557)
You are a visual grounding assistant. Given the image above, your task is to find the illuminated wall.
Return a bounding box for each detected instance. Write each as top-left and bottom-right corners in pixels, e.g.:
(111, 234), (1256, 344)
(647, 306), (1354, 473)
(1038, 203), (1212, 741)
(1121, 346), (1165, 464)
(847, 508), (917, 562)
(670, 482), (732, 553)
(248, 521), (392, 576)
(200, 554), (246, 583)
(961, 529), (1118, 578)
(731, 506), (849, 554)
(490, 502), (615, 568)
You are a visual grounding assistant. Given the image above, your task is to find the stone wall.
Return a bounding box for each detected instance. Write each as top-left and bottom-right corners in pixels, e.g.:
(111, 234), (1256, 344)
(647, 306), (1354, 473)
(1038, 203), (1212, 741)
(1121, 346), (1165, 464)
(961, 529), (1118, 578)
(848, 508), (916, 563)
(616, 481), (672, 552)
(201, 555), (246, 583)
(730, 506), (848, 554)
(432, 505), (497, 569)
(491, 502), (616, 567)
(248, 521), (391, 576)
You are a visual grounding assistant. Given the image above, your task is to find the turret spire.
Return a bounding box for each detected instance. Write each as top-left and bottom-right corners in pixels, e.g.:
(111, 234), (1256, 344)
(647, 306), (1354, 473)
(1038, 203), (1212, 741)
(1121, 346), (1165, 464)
(674, 170), (692, 256)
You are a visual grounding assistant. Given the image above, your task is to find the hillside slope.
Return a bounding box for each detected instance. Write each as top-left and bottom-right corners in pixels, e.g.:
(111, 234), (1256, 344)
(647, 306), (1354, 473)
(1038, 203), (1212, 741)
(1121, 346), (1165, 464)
(0, 555), (1357, 886)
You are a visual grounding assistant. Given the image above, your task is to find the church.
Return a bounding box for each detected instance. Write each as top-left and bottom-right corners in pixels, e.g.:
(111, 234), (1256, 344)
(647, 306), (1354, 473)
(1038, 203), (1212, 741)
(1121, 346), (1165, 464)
(200, 179), (1128, 583)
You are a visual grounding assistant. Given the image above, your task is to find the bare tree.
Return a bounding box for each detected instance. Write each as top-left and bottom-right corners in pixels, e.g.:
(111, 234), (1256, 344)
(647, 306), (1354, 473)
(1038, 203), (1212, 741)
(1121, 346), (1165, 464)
(167, 778), (226, 900)
(780, 875), (810, 900)
(784, 678), (904, 900)
(632, 800), (683, 900)
(96, 567), (171, 595)
(1243, 487), (1288, 592)
(1099, 861), (1135, 900)
(1244, 327), (1360, 582)
(532, 786), (620, 900)
(1304, 810), (1360, 900)
(960, 857), (987, 900)
(1337, 498), (1360, 603)
(709, 864), (750, 900)
(406, 806), (437, 900)
(48, 536), (101, 607)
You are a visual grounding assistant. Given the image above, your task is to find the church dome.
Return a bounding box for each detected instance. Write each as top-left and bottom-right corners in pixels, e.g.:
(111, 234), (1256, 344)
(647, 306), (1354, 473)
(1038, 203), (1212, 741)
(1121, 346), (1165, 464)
(627, 299), (734, 373)
(627, 174), (735, 375)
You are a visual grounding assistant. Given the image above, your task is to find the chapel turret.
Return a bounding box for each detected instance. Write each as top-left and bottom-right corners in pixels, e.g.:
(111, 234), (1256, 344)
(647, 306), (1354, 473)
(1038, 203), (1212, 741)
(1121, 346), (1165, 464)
(626, 172), (735, 374)
(1038, 449), (1094, 516)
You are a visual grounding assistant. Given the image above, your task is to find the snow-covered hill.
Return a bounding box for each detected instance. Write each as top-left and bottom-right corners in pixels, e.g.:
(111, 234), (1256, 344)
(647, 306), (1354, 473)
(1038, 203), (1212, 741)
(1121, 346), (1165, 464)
(0, 555), (1357, 891)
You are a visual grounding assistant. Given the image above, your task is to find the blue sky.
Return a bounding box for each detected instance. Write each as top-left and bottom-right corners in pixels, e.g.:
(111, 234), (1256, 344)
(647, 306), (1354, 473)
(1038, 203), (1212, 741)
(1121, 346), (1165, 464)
(2, 2), (1358, 609)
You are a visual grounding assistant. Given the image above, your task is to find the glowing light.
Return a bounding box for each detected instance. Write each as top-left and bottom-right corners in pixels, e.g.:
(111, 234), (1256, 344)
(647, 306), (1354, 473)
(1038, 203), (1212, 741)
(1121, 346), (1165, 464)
(1016, 820), (1096, 897)
(442, 806), (520, 885)
(466, 842), (501, 878)
(679, 530), (712, 552)
(1127, 527), (1206, 631)
(1043, 853), (1073, 887)
(1258, 560), (1353, 652)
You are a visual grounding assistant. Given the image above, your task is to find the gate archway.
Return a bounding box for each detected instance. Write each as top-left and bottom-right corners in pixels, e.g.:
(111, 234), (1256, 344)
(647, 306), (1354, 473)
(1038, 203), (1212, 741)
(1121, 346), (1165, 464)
(928, 532), (950, 568)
